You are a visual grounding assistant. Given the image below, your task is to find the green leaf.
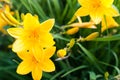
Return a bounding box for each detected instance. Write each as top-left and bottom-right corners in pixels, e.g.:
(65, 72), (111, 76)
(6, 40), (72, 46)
(47, 0), (54, 17)
(99, 61), (120, 74)
(76, 43), (103, 73)
(0, 66), (17, 71)
(93, 34), (120, 41)
(50, 70), (66, 80)
(61, 65), (88, 78)
(89, 71), (97, 80)
(51, 0), (61, 17)
(20, 0), (33, 13)
(53, 34), (70, 41)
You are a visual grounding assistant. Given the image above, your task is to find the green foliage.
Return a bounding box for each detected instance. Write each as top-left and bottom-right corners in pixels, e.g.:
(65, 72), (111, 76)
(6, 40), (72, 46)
(1, 0), (120, 80)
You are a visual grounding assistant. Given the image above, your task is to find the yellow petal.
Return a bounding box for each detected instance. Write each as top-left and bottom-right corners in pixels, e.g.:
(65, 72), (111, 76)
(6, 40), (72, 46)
(39, 33), (55, 48)
(4, 10), (20, 25)
(0, 15), (7, 27)
(17, 51), (33, 60)
(12, 40), (25, 52)
(0, 16), (7, 34)
(0, 12), (16, 26)
(78, 0), (90, 6)
(42, 59), (55, 72)
(75, 7), (89, 16)
(4, 4), (10, 12)
(17, 60), (33, 75)
(7, 28), (23, 38)
(101, 0), (114, 7)
(32, 65), (42, 80)
(44, 46), (56, 59)
(32, 46), (44, 62)
(40, 19), (55, 32)
(105, 6), (119, 17)
(101, 16), (119, 32)
(23, 13), (40, 29)
(68, 16), (77, 24)
(90, 12), (102, 24)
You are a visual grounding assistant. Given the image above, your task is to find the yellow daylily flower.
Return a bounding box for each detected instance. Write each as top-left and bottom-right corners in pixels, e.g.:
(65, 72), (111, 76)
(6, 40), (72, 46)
(7, 13), (55, 53)
(75, 0), (119, 24)
(101, 16), (119, 33)
(17, 46), (56, 80)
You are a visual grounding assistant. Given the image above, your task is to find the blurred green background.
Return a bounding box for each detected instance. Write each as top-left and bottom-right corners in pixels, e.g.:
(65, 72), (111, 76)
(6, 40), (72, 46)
(1, 0), (120, 80)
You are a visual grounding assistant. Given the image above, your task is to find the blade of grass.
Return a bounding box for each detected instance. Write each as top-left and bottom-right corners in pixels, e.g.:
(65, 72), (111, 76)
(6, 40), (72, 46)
(110, 50), (119, 75)
(76, 43), (103, 73)
(93, 34), (120, 41)
(50, 70), (66, 80)
(61, 4), (69, 22)
(29, 0), (47, 20)
(66, 0), (74, 12)
(61, 65), (88, 77)
(5, 70), (26, 80)
(89, 71), (97, 80)
(0, 65), (17, 71)
(53, 34), (70, 41)
(28, 0), (35, 13)
(43, 73), (52, 79)
(52, 0), (61, 17)
(47, 0), (54, 17)
(104, 15), (111, 64)
(99, 61), (120, 74)
(20, 0), (33, 13)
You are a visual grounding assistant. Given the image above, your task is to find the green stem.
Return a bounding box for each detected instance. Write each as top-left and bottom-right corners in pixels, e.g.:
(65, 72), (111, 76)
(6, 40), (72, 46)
(104, 15), (111, 64)
(61, 65), (88, 77)
(76, 43), (103, 73)
(50, 70), (65, 80)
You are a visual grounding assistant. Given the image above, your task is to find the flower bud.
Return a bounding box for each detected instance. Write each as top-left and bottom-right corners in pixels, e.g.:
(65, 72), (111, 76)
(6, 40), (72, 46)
(57, 49), (67, 58)
(66, 27), (79, 35)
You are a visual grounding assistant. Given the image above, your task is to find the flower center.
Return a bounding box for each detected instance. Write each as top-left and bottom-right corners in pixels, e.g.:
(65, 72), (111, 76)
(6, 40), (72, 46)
(32, 56), (39, 64)
(92, 0), (101, 8)
(28, 29), (39, 40)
